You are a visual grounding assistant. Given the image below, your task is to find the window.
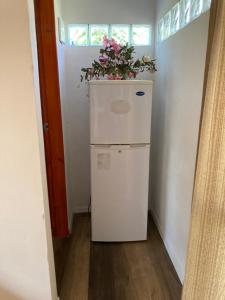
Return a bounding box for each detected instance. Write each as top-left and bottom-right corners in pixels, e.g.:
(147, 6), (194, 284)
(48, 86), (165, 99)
(158, 0), (211, 42)
(111, 25), (130, 45)
(90, 25), (109, 46)
(180, 0), (191, 28)
(190, 0), (203, 21)
(132, 25), (151, 46)
(170, 3), (180, 35)
(202, 0), (211, 12)
(68, 24), (88, 46)
(157, 19), (164, 42)
(163, 11), (171, 39)
(68, 24), (151, 46)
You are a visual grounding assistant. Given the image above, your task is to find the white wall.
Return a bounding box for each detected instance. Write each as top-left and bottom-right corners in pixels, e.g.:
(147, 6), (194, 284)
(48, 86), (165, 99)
(150, 0), (209, 282)
(0, 1), (57, 299)
(60, 0), (156, 212)
(62, 0), (155, 25)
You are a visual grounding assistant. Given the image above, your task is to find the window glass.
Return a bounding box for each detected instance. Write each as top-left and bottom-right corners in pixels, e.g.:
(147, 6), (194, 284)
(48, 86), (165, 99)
(202, 0), (211, 12)
(111, 25), (130, 45)
(68, 24), (152, 46)
(190, 0), (203, 21)
(163, 11), (171, 40)
(170, 3), (180, 35)
(180, 0), (191, 28)
(132, 25), (151, 46)
(68, 25), (88, 46)
(90, 25), (109, 46)
(158, 19), (164, 42)
(158, 0), (212, 44)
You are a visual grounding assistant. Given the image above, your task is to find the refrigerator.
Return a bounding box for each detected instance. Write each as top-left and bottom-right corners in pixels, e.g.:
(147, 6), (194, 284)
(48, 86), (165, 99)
(90, 80), (153, 242)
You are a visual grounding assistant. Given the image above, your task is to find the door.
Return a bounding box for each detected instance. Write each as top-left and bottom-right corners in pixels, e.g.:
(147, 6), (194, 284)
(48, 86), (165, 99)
(91, 144), (150, 242)
(34, 0), (69, 237)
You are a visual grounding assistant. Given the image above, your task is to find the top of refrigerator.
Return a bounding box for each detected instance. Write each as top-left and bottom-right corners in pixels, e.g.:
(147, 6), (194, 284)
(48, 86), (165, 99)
(89, 80), (153, 145)
(89, 80), (153, 86)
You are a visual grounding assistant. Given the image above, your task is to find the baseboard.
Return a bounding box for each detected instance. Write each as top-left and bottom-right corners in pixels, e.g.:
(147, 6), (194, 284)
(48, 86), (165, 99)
(69, 213), (74, 233)
(150, 209), (184, 283)
(68, 211), (74, 233)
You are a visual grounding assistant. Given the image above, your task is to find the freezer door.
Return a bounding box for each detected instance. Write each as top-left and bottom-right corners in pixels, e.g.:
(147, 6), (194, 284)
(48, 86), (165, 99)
(91, 145), (150, 242)
(90, 81), (152, 144)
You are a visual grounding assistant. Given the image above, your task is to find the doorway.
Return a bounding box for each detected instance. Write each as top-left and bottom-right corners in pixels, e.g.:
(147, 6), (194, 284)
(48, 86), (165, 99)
(33, 0), (214, 298)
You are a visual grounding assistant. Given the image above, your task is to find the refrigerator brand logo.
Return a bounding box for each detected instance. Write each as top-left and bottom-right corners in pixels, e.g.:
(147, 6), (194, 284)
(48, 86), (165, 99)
(136, 91), (145, 96)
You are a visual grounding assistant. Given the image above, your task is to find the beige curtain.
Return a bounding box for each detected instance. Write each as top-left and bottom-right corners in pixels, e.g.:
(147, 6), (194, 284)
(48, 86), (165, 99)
(182, 0), (225, 299)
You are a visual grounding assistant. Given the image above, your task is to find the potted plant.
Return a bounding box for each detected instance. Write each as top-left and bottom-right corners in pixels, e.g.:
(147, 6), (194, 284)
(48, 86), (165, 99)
(81, 36), (156, 81)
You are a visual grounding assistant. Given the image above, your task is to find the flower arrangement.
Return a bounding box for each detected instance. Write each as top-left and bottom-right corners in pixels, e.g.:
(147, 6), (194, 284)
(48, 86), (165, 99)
(81, 36), (156, 81)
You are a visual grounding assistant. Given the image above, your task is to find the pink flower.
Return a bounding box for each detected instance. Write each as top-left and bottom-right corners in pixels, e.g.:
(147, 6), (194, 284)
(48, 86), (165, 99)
(110, 39), (122, 54)
(103, 36), (110, 47)
(128, 72), (134, 78)
(107, 74), (115, 80)
(114, 74), (123, 80)
(114, 45), (122, 54)
(99, 55), (108, 65)
(107, 73), (122, 80)
(109, 38), (116, 47)
(103, 36), (122, 53)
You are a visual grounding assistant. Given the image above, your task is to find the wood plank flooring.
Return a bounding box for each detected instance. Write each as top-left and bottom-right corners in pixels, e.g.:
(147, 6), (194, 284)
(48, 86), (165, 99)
(58, 214), (182, 300)
(60, 215), (91, 300)
(53, 235), (71, 293)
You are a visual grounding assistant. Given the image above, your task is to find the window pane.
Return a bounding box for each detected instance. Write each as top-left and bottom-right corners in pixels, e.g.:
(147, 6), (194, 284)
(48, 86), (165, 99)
(171, 3), (180, 35)
(69, 25), (88, 46)
(202, 0), (211, 12)
(132, 25), (151, 46)
(180, 0), (191, 28)
(158, 18), (164, 42)
(163, 11), (171, 40)
(90, 25), (109, 46)
(190, 0), (203, 21)
(111, 25), (130, 45)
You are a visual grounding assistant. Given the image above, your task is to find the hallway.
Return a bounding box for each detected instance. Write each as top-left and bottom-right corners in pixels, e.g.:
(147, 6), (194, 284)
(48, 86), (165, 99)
(56, 214), (182, 300)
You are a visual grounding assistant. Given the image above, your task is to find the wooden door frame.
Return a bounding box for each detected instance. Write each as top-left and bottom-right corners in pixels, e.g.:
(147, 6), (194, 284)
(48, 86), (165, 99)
(182, 0), (225, 298)
(34, 0), (69, 237)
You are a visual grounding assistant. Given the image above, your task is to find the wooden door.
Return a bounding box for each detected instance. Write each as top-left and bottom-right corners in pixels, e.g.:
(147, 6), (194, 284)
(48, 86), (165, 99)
(34, 0), (69, 237)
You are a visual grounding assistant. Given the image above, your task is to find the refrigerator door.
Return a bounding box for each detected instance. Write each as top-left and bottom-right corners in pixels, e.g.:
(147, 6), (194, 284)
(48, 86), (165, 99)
(91, 144), (150, 242)
(90, 80), (153, 145)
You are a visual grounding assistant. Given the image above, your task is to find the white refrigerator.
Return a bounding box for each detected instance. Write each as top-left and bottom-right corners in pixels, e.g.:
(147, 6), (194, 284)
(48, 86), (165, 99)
(90, 80), (153, 242)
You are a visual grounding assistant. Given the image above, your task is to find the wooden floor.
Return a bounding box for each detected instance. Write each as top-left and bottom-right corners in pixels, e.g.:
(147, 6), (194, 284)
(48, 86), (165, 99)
(56, 214), (182, 300)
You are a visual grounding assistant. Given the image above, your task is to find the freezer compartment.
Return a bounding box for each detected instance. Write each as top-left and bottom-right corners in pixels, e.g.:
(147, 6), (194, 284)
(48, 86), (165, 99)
(90, 81), (153, 145)
(91, 144), (150, 242)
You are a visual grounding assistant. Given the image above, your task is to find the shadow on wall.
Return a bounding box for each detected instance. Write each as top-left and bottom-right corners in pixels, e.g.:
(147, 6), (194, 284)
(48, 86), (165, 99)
(0, 285), (24, 300)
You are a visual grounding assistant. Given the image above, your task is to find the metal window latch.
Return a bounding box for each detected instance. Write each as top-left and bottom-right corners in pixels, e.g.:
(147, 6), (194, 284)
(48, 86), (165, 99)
(43, 122), (49, 131)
